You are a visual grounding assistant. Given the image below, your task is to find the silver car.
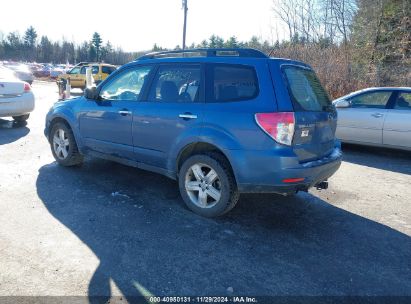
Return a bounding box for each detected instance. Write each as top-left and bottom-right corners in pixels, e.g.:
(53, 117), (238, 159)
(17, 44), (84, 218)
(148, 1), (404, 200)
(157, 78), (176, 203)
(333, 87), (411, 151)
(0, 66), (35, 122)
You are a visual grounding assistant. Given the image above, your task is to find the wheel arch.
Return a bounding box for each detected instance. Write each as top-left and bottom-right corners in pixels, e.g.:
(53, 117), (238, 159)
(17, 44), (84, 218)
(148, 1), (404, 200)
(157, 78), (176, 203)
(175, 142), (237, 185)
(48, 115), (82, 149)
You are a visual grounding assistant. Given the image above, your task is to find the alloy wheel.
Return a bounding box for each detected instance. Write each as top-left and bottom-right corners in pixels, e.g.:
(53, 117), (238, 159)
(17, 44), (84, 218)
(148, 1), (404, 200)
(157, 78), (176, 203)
(52, 129), (70, 160)
(185, 163), (222, 208)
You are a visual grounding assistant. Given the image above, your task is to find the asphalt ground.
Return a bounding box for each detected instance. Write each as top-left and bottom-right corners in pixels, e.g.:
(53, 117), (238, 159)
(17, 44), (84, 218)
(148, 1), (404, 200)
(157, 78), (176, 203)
(0, 81), (410, 302)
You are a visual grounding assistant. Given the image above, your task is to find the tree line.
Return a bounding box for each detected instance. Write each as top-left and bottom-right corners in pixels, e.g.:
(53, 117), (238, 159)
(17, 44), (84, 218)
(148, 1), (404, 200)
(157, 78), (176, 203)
(0, 0), (409, 98)
(0, 27), (271, 65)
(0, 29), (140, 65)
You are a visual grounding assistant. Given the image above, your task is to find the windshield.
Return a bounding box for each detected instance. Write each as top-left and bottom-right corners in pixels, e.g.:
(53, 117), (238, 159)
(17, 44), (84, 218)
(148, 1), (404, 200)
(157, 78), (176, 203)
(68, 67), (81, 74)
(283, 66), (331, 112)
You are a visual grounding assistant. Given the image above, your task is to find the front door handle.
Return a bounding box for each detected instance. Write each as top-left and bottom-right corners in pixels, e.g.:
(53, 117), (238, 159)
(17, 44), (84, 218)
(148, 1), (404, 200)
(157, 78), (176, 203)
(119, 110), (132, 116)
(179, 113), (198, 120)
(371, 113), (384, 118)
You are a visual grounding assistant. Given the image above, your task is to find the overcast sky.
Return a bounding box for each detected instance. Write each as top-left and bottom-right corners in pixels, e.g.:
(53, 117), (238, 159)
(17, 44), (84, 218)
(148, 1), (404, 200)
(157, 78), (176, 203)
(0, 0), (286, 51)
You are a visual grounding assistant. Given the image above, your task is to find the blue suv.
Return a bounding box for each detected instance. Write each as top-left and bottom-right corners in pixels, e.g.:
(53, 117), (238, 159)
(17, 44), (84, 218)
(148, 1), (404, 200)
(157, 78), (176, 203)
(45, 48), (342, 217)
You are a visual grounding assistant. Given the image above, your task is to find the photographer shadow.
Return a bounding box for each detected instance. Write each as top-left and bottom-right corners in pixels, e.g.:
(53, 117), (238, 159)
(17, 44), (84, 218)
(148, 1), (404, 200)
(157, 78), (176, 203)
(36, 160), (411, 302)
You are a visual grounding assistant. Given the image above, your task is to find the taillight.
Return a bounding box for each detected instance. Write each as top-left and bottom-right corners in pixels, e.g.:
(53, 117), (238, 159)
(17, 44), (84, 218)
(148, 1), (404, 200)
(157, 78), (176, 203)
(255, 112), (295, 146)
(24, 83), (31, 92)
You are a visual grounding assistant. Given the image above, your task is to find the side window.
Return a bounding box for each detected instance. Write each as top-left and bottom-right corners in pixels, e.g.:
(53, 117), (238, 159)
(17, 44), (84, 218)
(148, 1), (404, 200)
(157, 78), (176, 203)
(394, 92), (411, 110)
(349, 91), (391, 109)
(211, 64), (258, 102)
(99, 66), (152, 101)
(102, 66), (115, 74)
(92, 66), (99, 74)
(80, 66), (87, 74)
(148, 65), (201, 102)
(68, 67), (80, 74)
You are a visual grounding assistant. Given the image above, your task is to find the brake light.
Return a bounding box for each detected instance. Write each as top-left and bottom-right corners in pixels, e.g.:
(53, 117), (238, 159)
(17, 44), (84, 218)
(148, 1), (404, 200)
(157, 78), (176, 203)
(255, 112), (295, 145)
(24, 83), (31, 92)
(283, 178), (305, 183)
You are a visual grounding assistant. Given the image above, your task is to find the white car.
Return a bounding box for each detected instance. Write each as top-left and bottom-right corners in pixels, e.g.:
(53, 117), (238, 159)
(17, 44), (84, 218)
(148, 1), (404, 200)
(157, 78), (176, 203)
(0, 66), (35, 122)
(333, 87), (411, 151)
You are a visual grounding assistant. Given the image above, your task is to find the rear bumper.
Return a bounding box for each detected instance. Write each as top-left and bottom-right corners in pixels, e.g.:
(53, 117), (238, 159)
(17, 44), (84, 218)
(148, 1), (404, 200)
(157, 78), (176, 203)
(0, 93), (35, 117)
(226, 143), (342, 194)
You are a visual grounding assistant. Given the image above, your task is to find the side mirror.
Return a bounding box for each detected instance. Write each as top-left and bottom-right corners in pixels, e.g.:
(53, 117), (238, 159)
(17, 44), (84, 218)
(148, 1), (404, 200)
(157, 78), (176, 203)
(84, 87), (98, 100)
(335, 99), (351, 108)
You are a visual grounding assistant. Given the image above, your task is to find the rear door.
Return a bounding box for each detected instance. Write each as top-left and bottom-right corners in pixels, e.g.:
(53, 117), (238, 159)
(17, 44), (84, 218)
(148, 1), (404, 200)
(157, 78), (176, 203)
(132, 63), (204, 169)
(280, 65), (337, 162)
(383, 91), (411, 149)
(337, 90), (393, 144)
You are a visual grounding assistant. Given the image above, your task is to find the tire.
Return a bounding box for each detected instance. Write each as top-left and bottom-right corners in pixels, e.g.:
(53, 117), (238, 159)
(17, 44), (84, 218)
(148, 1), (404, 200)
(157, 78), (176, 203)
(178, 152), (239, 217)
(12, 114), (30, 122)
(50, 122), (83, 166)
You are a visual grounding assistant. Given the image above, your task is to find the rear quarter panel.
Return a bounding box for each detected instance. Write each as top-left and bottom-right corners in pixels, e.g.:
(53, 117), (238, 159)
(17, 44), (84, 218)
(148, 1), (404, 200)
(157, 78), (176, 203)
(201, 59), (279, 151)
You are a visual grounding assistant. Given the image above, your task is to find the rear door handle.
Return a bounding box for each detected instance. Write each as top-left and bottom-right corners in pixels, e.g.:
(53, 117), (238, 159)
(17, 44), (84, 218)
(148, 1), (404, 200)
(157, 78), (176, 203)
(179, 113), (197, 120)
(371, 113), (384, 118)
(119, 110), (132, 116)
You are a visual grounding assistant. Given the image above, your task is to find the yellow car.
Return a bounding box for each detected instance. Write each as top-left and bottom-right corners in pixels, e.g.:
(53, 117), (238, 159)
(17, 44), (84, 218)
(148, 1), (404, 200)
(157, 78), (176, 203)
(57, 63), (117, 90)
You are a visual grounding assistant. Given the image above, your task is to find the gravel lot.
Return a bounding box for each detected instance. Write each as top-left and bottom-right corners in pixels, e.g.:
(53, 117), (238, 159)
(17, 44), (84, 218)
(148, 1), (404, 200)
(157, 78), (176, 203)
(0, 81), (410, 300)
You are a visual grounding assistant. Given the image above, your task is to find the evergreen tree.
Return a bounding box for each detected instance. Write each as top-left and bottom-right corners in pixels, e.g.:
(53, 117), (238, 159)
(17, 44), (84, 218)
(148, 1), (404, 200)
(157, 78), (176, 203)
(225, 36), (239, 48)
(101, 41), (114, 62)
(23, 26), (37, 47)
(5, 32), (23, 60)
(23, 26), (38, 61)
(91, 32), (103, 61)
(38, 36), (53, 62)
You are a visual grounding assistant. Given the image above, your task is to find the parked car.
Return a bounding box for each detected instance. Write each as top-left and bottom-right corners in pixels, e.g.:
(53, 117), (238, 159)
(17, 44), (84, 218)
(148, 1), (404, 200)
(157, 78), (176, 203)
(333, 87), (411, 151)
(45, 48), (342, 217)
(50, 66), (66, 79)
(73, 62), (91, 67)
(4, 63), (35, 85)
(0, 66), (35, 122)
(57, 63), (117, 90)
(33, 65), (52, 78)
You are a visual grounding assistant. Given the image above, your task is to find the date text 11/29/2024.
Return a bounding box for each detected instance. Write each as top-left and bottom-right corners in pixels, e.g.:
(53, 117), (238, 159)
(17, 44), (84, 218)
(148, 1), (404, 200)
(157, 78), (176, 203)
(149, 296), (258, 303)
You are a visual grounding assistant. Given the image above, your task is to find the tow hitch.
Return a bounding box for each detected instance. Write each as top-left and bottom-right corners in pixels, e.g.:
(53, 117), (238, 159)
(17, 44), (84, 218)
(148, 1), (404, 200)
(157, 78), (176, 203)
(315, 181), (329, 190)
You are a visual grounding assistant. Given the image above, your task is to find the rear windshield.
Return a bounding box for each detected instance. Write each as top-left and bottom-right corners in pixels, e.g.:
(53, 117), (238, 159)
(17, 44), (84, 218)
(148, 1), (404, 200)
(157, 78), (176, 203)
(283, 66), (331, 111)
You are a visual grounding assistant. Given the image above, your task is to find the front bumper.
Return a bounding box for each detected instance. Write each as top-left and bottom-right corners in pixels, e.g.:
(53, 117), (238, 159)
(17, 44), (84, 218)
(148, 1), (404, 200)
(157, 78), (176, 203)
(226, 144), (342, 194)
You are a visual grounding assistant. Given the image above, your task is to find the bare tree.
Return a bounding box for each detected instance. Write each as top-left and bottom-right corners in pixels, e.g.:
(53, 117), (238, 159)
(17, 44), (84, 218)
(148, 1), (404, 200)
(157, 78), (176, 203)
(273, 0), (357, 44)
(272, 0), (297, 41)
(331, 0), (357, 44)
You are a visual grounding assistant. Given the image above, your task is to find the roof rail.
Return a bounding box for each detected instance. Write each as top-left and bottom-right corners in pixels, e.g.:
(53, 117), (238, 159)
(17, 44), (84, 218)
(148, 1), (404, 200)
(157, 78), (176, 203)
(137, 48), (268, 60)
